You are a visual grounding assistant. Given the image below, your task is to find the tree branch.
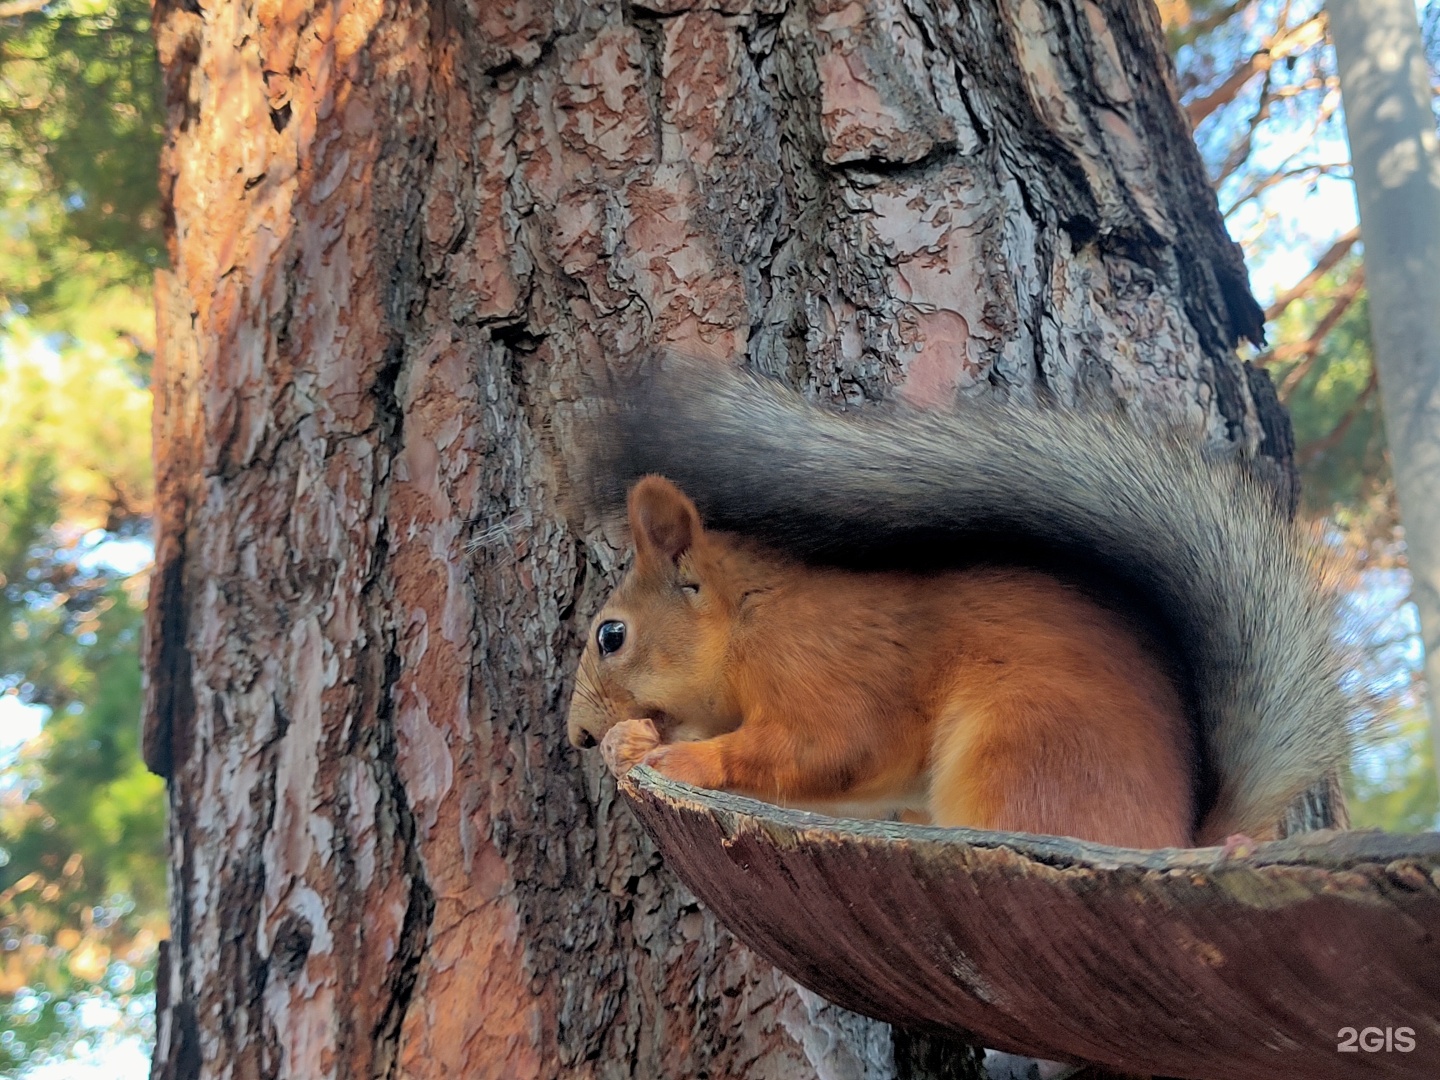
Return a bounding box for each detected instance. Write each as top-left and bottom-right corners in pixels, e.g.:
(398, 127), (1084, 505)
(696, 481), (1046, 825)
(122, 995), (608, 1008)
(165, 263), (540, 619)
(1192, 0), (1252, 34)
(1212, 67), (1277, 186)
(0, 0), (51, 18)
(1187, 51), (1271, 129)
(1186, 13), (1328, 131)
(1264, 226), (1362, 322)
(1222, 162), (1348, 218)
(1259, 267), (1365, 400)
(1296, 364), (1378, 467)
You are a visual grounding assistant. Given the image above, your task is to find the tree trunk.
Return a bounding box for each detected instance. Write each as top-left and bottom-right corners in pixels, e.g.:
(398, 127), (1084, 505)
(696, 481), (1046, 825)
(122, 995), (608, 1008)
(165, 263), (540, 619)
(143, 0), (1280, 1077)
(1328, 0), (1440, 803)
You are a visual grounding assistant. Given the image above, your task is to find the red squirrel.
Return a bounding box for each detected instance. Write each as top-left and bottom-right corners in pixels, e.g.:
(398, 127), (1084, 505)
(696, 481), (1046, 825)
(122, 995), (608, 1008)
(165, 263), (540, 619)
(567, 361), (1350, 848)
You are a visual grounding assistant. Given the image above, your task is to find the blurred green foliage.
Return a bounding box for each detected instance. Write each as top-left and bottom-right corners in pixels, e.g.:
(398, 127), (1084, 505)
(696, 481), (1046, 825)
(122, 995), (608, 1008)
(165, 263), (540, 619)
(0, 337), (162, 1072)
(1349, 704), (1440, 833)
(1, 0), (164, 326)
(1, 0), (164, 1068)
(1268, 260), (1390, 524)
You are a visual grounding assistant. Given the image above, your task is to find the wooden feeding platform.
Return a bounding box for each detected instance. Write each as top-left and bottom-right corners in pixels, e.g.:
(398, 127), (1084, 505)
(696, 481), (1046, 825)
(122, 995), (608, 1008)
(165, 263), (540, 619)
(620, 766), (1440, 1079)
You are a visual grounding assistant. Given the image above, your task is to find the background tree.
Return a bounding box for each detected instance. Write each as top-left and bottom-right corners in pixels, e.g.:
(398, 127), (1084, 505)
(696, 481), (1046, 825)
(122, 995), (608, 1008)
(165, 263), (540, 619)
(142, 0), (1300, 1076)
(1328, 0), (1440, 804)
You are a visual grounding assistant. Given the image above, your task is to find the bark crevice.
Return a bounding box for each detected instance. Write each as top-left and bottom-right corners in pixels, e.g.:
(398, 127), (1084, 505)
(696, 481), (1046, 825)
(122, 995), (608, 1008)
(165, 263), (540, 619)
(371, 639), (438, 1080)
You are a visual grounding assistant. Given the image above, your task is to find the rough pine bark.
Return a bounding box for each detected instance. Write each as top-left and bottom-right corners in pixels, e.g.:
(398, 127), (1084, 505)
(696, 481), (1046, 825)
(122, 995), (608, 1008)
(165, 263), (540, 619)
(143, 0), (1283, 1077)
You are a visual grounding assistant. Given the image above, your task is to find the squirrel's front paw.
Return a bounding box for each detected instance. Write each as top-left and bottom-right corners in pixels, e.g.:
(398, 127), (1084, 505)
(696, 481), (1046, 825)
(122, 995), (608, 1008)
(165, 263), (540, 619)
(600, 718), (661, 778)
(641, 742), (724, 790)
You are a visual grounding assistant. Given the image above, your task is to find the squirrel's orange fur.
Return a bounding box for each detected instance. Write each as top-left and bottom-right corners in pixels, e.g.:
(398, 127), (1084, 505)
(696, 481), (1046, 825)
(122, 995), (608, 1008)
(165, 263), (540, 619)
(571, 476), (1196, 848)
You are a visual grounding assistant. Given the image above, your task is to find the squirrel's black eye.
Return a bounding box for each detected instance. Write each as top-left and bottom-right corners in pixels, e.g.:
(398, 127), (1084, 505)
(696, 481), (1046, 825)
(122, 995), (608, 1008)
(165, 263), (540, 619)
(596, 620), (626, 657)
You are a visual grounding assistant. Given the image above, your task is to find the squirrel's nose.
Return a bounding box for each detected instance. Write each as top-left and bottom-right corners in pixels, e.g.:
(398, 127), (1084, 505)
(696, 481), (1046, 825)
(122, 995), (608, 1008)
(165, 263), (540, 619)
(573, 727), (598, 749)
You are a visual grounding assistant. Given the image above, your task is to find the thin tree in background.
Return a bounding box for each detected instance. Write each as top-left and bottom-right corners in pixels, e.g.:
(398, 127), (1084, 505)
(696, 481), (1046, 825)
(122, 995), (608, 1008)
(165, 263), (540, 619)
(1328, 0), (1440, 800)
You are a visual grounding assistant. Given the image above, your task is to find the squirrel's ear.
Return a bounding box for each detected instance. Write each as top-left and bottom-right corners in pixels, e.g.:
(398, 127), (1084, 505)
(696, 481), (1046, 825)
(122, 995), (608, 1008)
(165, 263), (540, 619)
(629, 475), (703, 571)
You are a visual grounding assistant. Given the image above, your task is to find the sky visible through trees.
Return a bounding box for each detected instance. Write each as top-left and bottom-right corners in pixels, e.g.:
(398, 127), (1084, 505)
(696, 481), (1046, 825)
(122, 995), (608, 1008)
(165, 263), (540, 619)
(0, 0), (1437, 1072)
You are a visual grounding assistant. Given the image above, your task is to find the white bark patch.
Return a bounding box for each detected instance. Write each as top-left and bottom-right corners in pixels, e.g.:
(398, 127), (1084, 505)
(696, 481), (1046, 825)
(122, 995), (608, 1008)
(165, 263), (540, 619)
(288, 616), (333, 864)
(812, 0), (955, 165)
(779, 983), (897, 1080)
(397, 679), (457, 834)
(660, 13), (743, 169)
(559, 25), (658, 166)
(866, 170), (1004, 402)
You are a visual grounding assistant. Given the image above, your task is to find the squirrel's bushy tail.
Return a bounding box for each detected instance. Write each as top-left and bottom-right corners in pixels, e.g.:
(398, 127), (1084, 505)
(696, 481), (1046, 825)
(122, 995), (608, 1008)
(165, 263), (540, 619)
(588, 359), (1351, 840)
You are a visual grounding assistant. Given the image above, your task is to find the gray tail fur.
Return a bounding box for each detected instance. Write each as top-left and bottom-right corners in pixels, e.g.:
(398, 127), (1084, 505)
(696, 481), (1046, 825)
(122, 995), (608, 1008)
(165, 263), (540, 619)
(585, 359), (1350, 840)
